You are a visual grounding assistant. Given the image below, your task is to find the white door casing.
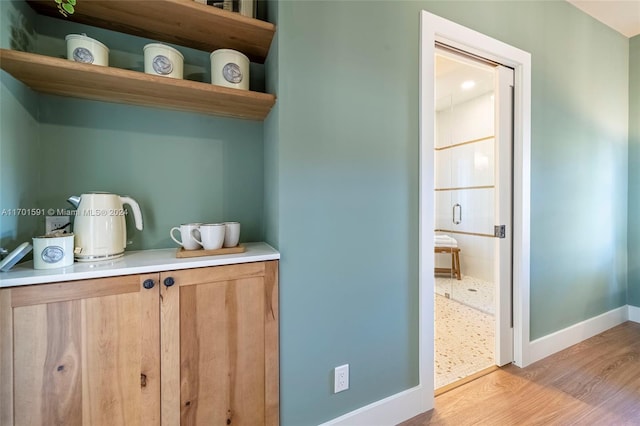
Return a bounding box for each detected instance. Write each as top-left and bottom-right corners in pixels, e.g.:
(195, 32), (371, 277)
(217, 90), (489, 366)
(419, 9), (531, 411)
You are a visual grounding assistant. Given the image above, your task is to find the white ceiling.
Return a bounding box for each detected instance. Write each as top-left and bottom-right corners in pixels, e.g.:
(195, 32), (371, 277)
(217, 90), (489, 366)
(566, 0), (640, 38)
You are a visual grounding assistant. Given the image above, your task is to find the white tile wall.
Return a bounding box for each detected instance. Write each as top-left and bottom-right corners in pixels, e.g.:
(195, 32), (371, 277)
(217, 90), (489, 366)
(436, 105), (452, 149)
(458, 233), (495, 282)
(435, 149), (452, 189)
(453, 94), (494, 144)
(436, 188), (494, 235)
(434, 233), (494, 283)
(435, 139), (494, 189)
(434, 91), (496, 283)
(436, 93), (494, 147)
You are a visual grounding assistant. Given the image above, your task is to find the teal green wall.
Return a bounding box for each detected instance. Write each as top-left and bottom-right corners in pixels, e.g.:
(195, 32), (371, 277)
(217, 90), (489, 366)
(37, 95), (264, 250)
(422, 1), (629, 340)
(628, 35), (640, 305)
(1, 9), (266, 251)
(268, 3), (420, 424)
(264, 0), (279, 248)
(266, 1), (630, 424)
(0, 1), (39, 252)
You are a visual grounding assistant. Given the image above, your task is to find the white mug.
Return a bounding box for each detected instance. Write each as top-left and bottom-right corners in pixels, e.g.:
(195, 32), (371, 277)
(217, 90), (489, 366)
(192, 223), (225, 250)
(223, 222), (241, 247)
(170, 223), (202, 250)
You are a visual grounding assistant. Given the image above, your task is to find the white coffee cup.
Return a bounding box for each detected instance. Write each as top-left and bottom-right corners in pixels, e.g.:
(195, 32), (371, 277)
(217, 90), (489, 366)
(192, 223), (225, 250)
(223, 222), (241, 247)
(170, 223), (202, 250)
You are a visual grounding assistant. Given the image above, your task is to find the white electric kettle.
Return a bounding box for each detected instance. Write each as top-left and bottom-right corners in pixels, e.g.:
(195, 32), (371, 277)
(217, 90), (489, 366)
(67, 192), (143, 261)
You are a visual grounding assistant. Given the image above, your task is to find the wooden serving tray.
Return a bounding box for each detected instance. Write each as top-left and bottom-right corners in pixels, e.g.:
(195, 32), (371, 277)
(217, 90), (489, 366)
(176, 244), (246, 258)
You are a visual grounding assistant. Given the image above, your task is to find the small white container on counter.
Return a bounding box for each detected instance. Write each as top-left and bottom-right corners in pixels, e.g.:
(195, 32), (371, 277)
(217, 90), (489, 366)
(210, 49), (249, 90)
(144, 43), (184, 79)
(66, 34), (109, 66)
(32, 234), (74, 270)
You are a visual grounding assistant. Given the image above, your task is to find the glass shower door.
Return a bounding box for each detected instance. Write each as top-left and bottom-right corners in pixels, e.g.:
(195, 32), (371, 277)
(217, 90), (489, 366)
(434, 50), (496, 308)
(434, 92), (456, 300)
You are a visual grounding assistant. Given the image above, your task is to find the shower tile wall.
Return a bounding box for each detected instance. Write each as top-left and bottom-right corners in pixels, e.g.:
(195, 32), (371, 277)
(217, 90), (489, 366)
(435, 92), (495, 282)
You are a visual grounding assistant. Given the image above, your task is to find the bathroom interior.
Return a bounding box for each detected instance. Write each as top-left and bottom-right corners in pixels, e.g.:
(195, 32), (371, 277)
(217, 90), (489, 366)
(434, 47), (498, 390)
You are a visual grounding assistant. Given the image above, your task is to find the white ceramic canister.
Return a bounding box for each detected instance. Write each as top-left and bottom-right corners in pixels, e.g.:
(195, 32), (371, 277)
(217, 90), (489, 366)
(32, 233), (75, 270)
(210, 49), (249, 90)
(66, 34), (109, 66)
(144, 43), (184, 79)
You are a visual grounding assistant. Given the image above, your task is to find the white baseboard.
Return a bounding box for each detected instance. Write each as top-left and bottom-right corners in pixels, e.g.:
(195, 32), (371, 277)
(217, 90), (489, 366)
(321, 305), (632, 425)
(318, 385), (431, 426)
(526, 305), (628, 365)
(628, 305), (640, 323)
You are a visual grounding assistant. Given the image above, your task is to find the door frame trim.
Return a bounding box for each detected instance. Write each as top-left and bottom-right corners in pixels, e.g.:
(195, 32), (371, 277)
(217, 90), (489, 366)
(419, 10), (532, 410)
(494, 63), (515, 366)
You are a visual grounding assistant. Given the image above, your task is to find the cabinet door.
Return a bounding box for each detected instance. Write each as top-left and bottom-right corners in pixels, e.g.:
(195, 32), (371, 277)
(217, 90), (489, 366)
(160, 261), (279, 426)
(0, 274), (160, 426)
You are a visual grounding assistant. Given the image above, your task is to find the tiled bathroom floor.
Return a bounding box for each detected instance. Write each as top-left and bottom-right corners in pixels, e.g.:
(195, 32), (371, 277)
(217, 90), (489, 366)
(435, 275), (494, 314)
(435, 293), (495, 389)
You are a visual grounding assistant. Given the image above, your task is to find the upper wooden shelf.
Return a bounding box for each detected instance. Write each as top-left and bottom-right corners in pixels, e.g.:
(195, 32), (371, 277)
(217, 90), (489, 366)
(27, 0), (275, 63)
(0, 49), (276, 120)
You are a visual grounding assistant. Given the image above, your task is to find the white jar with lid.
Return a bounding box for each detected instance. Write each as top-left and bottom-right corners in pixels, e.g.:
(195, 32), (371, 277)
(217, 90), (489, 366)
(66, 34), (109, 66)
(144, 43), (184, 79)
(32, 234), (75, 270)
(210, 49), (250, 90)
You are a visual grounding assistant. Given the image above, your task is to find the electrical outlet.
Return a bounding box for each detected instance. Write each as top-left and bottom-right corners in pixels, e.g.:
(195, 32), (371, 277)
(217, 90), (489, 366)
(45, 216), (71, 234)
(334, 364), (349, 393)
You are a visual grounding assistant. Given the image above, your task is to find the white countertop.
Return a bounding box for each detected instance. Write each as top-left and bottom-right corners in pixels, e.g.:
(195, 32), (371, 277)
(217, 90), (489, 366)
(0, 242), (279, 288)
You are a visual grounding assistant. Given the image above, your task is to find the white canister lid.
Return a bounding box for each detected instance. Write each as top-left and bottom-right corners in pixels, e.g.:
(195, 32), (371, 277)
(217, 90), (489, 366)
(144, 43), (184, 59)
(210, 48), (249, 63)
(65, 34), (109, 52)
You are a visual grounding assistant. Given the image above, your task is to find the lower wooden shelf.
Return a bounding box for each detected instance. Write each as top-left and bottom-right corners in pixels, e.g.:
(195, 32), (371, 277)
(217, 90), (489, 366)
(0, 49), (276, 120)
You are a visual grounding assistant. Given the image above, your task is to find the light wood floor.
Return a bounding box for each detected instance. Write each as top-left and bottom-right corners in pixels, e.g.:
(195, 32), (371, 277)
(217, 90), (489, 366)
(401, 321), (640, 425)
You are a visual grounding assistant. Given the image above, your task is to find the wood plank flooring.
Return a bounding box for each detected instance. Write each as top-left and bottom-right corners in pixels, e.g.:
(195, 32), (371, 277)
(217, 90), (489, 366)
(401, 321), (640, 425)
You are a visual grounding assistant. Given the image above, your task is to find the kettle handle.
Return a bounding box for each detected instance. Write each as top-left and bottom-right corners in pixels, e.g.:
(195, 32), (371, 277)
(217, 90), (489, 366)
(120, 196), (144, 231)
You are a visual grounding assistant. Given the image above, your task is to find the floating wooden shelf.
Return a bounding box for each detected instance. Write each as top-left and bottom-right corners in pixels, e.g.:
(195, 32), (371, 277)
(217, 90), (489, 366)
(0, 49), (276, 120)
(27, 0), (275, 63)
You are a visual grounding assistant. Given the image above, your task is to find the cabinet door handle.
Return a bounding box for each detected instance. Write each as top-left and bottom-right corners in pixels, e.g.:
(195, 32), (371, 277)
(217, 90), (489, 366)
(143, 279), (155, 289)
(164, 277), (175, 287)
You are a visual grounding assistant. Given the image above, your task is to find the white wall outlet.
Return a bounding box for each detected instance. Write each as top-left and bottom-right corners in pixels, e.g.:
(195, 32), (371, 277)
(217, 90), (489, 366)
(45, 216), (71, 234)
(334, 364), (349, 393)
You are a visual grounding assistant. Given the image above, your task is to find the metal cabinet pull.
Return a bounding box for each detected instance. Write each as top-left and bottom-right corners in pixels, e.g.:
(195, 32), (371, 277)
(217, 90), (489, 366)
(164, 277), (175, 287)
(452, 203), (462, 225)
(143, 279), (155, 289)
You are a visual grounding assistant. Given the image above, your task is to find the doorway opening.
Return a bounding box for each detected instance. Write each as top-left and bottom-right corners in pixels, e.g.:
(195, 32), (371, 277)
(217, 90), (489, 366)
(433, 45), (513, 391)
(418, 10), (531, 413)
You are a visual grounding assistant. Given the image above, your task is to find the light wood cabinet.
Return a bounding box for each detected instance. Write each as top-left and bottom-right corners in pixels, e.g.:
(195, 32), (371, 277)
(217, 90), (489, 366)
(0, 260), (279, 426)
(161, 261), (279, 426)
(0, 273), (160, 426)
